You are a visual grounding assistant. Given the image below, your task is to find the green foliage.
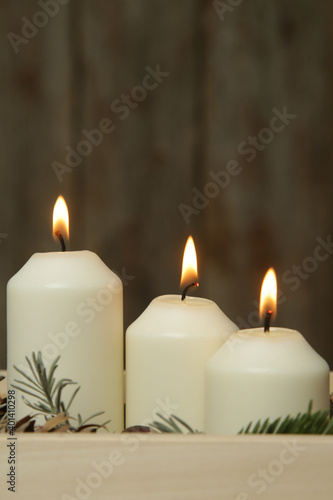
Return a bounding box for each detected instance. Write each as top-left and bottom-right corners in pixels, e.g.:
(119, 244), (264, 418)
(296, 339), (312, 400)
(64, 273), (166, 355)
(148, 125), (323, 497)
(10, 351), (110, 432)
(13, 352), (79, 415)
(239, 401), (333, 435)
(150, 402), (333, 435)
(150, 413), (202, 434)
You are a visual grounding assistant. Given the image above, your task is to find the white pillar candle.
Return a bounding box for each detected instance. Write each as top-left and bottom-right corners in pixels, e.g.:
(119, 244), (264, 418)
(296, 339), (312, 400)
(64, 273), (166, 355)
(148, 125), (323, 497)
(126, 237), (238, 431)
(7, 198), (123, 432)
(205, 269), (330, 435)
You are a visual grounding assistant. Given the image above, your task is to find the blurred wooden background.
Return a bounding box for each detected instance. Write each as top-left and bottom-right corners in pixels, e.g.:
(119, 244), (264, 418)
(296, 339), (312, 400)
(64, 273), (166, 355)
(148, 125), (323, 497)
(0, 0), (333, 369)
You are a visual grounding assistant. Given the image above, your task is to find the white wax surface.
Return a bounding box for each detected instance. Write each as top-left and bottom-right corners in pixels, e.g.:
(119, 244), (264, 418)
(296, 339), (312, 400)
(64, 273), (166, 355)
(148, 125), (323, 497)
(7, 251), (123, 431)
(126, 294), (238, 431)
(205, 328), (330, 435)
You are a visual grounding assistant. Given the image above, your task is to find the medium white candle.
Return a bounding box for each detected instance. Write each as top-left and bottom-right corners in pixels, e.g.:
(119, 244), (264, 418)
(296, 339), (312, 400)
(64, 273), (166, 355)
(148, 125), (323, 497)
(205, 269), (330, 435)
(7, 197), (124, 431)
(126, 237), (238, 431)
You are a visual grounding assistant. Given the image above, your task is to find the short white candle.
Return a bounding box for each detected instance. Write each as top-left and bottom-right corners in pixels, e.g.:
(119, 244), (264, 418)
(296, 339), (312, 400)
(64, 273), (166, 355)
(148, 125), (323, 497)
(7, 197), (124, 431)
(205, 269), (330, 435)
(126, 237), (238, 431)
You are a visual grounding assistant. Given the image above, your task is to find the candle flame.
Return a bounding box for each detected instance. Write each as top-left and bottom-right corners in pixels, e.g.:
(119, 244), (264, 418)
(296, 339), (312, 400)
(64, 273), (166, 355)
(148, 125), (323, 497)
(260, 268), (277, 318)
(53, 196), (69, 241)
(180, 236), (198, 287)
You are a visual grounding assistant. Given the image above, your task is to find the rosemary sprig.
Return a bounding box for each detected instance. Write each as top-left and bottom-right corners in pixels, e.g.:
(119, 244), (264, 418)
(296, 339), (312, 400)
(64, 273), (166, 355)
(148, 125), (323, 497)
(4, 351), (110, 432)
(12, 352), (78, 415)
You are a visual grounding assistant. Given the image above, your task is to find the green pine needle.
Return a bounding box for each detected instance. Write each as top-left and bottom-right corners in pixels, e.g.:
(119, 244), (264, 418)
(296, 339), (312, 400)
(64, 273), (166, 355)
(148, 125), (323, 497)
(238, 401), (333, 435)
(149, 401), (333, 435)
(150, 413), (202, 434)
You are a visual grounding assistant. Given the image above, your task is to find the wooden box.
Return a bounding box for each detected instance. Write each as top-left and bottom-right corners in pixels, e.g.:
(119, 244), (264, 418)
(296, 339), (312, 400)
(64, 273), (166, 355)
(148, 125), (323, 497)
(1, 371), (332, 499)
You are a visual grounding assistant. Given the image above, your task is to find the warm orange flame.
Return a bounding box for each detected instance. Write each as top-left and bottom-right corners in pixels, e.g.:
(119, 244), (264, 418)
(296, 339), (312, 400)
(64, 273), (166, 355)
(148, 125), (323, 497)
(180, 236), (198, 287)
(53, 196), (69, 240)
(260, 268), (277, 318)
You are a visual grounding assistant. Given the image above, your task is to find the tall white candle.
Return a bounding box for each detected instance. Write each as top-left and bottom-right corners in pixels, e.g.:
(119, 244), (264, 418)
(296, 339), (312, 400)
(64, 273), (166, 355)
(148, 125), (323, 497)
(7, 197), (124, 431)
(126, 237), (238, 431)
(205, 269), (330, 435)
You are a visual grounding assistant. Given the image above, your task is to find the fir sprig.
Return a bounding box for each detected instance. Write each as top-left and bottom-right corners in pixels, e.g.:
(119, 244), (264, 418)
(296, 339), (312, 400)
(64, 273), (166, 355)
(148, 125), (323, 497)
(149, 402), (333, 435)
(150, 413), (202, 434)
(239, 401), (333, 435)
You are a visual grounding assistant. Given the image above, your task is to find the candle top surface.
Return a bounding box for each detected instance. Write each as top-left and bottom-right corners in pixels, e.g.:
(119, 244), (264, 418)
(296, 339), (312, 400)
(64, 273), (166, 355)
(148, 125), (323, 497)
(237, 327), (299, 338)
(155, 294), (215, 308)
(7, 250), (122, 289)
(207, 326), (330, 372)
(126, 294), (238, 339)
